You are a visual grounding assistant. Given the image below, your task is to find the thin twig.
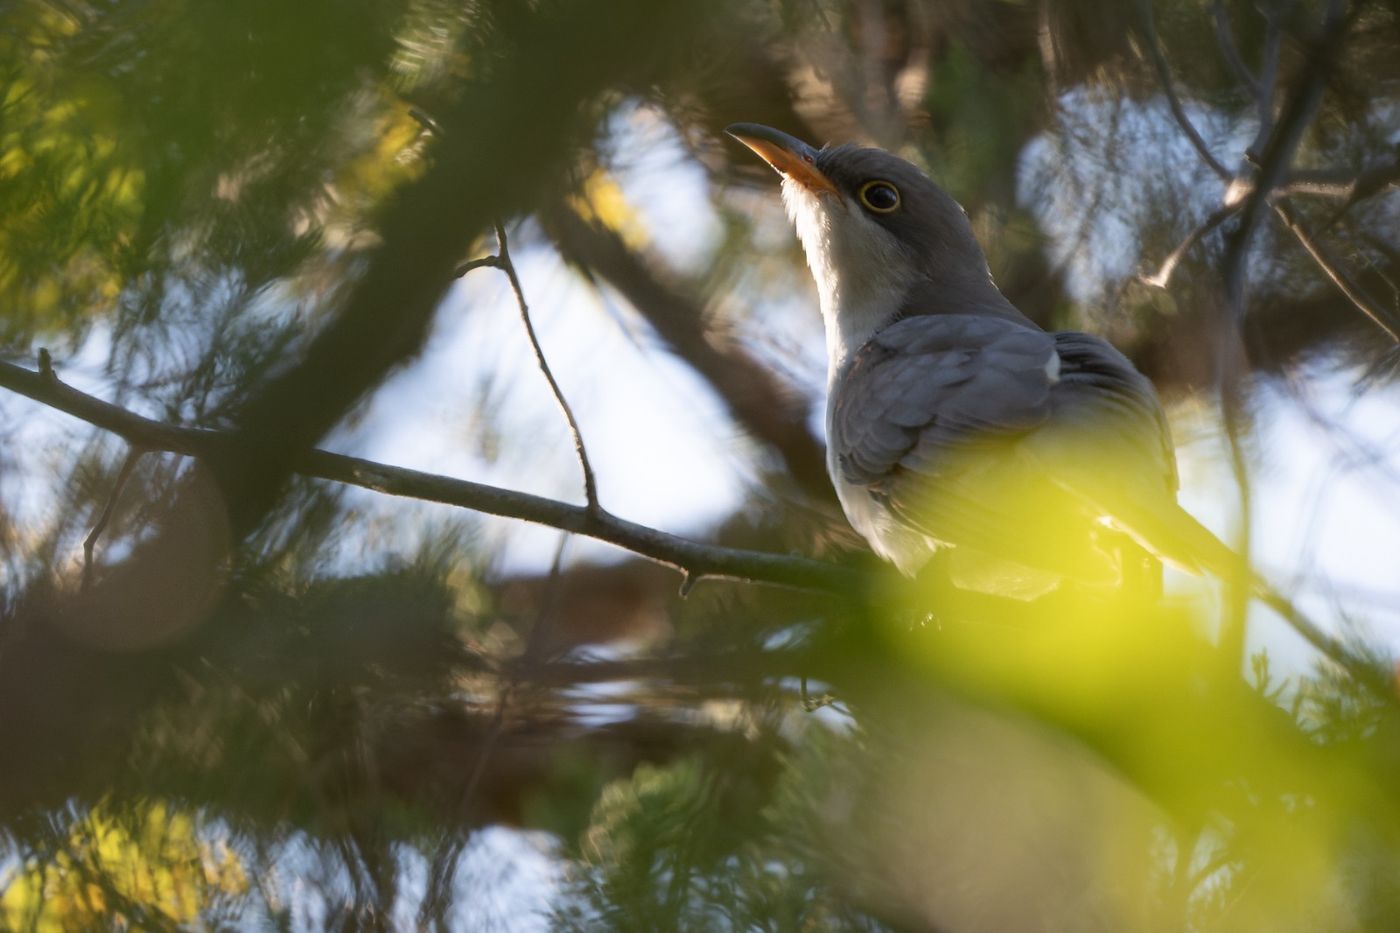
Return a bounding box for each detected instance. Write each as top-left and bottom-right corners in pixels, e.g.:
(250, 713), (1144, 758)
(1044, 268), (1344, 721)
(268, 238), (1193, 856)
(1210, 0), (1264, 105)
(1272, 200), (1400, 342)
(1136, 0), (1232, 180)
(1142, 202), (1244, 288)
(453, 255), (500, 277)
(493, 220), (600, 511)
(1279, 160), (1400, 202)
(1250, 2), (1289, 154)
(82, 447), (144, 591)
(1152, 0), (1400, 342)
(455, 221), (601, 510)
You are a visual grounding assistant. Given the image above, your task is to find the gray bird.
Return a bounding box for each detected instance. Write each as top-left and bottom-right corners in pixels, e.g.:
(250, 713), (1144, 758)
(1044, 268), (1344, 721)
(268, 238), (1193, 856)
(726, 122), (1237, 600)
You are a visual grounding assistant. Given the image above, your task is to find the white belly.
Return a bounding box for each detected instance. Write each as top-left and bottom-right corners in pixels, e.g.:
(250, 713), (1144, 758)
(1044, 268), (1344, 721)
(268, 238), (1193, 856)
(824, 406), (1063, 598)
(825, 435), (934, 577)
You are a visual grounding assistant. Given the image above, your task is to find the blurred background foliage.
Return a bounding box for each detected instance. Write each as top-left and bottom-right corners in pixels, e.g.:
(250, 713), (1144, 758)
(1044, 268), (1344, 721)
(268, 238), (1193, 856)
(3, 0), (1400, 928)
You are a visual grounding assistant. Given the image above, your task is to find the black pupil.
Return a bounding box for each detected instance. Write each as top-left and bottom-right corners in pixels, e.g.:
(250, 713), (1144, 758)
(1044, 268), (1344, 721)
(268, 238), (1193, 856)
(865, 184), (897, 209)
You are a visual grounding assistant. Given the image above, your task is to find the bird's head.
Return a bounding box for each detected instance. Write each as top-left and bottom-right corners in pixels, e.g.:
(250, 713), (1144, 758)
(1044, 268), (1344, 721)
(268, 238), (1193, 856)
(727, 123), (1004, 362)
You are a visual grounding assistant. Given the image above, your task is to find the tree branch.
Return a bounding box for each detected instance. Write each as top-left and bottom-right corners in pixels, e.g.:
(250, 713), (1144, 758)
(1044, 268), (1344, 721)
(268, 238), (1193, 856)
(453, 255), (500, 277)
(1213, 0), (1351, 676)
(1209, 0), (1265, 107)
(1279, 160), (1400, 202)
(455, 222), (601, 510)
(0, 357), (866, 596)
(1144, 2), (1399, 346)
(1272, 199), (1400, 342)
(82, 447), (143, 591)
(493, 220), (600, 510)
(6, 356), (1388, 690)
(1136, 0), (1232, 180)
(1220, 0), (1351, 320)
(1141, 202), (1243, 288)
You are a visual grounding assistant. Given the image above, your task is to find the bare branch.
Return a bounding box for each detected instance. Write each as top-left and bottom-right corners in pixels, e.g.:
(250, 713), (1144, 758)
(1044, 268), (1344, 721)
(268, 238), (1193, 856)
(1213, 0), (1352, 676)
(1146, 1), (1400, 349)
(1272, 200), (1400, 342)
(453, 255), (500, 277)
(493, 220), (600, 511)
(1136, 0), (1232, 180)
(1142, 202), (1243, 288)
(306, 451), (854, 591)
(1131, 0), (1361, 674)
(1145, 3), (1395, 292)
(1206, 159), (1400, 207)
(453, 224), (601, 511)
(1210, 0), (1265, 106)
(186, 0), (714, 546)
(0, 358), (864, 596)
(1221, 0), (1351, 322)
(82, 447), (144, 591)
(0, 357), (223, 456)
(453, 228), (603, 516)
(5, 357), (1389, 690)
(1280, 159), (1400, 201)
(1251, 2), (1288, 153)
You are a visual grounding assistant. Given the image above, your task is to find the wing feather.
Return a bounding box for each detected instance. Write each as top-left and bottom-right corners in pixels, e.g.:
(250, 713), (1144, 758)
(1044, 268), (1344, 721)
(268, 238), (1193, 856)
(830, 314), (1182, 582)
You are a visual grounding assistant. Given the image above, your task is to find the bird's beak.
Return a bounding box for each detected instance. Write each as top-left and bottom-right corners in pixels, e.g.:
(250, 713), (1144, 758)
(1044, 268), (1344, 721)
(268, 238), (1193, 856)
(725, 123), (838, 197)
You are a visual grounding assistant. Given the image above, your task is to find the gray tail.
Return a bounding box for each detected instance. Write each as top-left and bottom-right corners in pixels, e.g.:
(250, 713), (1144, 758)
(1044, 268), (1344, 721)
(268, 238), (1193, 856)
(1110, 495), (1384, 685)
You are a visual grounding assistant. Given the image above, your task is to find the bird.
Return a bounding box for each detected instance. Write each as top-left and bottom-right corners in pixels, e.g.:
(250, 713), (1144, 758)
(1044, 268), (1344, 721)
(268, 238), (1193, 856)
(725, 122), (1242, 603)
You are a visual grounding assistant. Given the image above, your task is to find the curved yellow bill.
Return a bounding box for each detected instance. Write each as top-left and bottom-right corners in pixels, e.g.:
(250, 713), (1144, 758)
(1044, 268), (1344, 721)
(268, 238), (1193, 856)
(726, 122), (838, 197)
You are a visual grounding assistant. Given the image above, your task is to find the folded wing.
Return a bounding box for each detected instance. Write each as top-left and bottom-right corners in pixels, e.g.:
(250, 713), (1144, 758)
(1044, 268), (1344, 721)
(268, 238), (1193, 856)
(830, 313), (1213, 586)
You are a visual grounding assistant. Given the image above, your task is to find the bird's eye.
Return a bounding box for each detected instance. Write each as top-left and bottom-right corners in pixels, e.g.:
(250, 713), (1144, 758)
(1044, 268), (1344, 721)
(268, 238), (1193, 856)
(858, 180), (900, 213)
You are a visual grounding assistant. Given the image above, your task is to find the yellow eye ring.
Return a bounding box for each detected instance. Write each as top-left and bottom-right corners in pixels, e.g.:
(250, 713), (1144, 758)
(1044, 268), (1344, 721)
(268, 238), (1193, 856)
(858, 180), (901, 213)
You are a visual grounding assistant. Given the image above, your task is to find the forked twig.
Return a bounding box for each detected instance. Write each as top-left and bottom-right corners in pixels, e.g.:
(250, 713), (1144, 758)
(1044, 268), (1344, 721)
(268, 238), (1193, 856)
(494, 220), (600, 510)
(457, 223), (600, 511)
(1147, 0), (1396, 345)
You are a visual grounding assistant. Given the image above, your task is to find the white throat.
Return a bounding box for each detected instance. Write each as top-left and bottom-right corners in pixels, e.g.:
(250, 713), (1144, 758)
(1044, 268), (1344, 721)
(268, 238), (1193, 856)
(782, 179), (917, 376)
